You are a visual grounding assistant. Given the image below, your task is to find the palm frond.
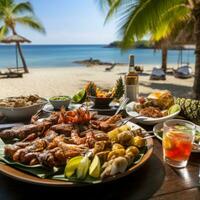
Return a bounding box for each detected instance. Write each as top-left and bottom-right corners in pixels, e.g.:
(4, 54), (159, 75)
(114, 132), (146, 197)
(97, 0), (113, 11)
(103, 0), (189, 49)
(15, 16), (45, 34)
(151, 4), (190, 41)
(12, 2), (34, 15)
(0, 0), (13, 8)
(105, 0), (122, 21)
(0, 25), (9, 39)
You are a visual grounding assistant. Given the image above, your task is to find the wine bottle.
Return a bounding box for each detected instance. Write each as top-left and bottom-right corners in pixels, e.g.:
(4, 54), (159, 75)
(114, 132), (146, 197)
(125, 55), (139, 102)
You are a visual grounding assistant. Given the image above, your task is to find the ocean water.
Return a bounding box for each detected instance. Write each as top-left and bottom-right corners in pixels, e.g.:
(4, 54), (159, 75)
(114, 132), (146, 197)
(0, 45), (195, 68)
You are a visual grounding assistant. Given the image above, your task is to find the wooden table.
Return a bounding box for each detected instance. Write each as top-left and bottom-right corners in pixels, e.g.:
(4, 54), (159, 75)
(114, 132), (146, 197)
(0, 137), (199, 200)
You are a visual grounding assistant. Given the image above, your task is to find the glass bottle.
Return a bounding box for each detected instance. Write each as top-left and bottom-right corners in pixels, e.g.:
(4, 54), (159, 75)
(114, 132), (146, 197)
(125, 55), (139, 102)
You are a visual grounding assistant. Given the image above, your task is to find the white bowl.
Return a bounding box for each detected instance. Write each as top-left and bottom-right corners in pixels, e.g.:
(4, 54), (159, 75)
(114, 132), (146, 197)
(126, 101), (180, 125)
(0, 98), (47, 121)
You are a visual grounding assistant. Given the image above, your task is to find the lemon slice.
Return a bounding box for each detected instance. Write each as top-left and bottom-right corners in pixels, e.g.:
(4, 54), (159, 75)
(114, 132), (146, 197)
(163, 136), (173, 149)
(77, 157), (91, 179)
(65, 156), (83, 178)
(89, 155), (101, 178)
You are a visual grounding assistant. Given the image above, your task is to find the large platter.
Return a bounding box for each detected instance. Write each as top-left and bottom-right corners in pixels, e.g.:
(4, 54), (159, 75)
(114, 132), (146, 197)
(126, 101), (180, 125)
(0, 121), (153, 186)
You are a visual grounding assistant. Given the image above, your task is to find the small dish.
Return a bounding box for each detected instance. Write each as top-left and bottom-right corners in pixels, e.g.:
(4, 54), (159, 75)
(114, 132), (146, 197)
(88, 96), (114, 108)
(49, 96), (71, 110)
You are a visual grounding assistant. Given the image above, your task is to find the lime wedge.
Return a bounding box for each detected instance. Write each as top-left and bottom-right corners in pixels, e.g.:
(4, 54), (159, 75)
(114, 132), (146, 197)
(89, 155), (101, 178)
(72, 89), (86, 103)
(168, 104), (180, 115)
(64, 156), (83, 178)
(77, 156), (91, 179)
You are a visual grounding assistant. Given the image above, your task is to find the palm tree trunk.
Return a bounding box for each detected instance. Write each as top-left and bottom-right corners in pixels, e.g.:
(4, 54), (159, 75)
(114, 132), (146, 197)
(16, 42), (29, 73)
(193, 7), (200, 99)
(161, 46), (167, 72)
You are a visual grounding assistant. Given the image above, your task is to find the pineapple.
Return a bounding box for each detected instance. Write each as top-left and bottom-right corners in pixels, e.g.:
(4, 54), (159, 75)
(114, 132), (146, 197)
(176, 98), (200, 125)
(113, 77), (125, 99)
(84, 82), (96, 96)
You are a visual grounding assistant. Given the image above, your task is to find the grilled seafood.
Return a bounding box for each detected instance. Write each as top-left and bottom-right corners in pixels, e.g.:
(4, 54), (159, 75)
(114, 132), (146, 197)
(0, 124), (48, 140)
(90, 114), (122, 132)
(0, 108), (104, 140)
(4, 130), (88, 167)
(51, 124), (74, 136)
(57, 107), (93, 124)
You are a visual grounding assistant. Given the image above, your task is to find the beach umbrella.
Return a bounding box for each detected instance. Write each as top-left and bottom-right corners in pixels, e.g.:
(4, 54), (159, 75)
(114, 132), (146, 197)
(0, 34), (31, 71)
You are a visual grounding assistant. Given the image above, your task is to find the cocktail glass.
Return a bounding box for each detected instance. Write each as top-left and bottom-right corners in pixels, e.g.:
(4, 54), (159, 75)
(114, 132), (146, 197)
(163, 119), (195, 168)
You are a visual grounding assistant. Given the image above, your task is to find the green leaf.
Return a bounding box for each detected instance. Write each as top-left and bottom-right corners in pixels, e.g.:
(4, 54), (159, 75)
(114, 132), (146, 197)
(15, 16), (46, 34)
(52, 174), (102, 184)
(0, 138), (5, 158)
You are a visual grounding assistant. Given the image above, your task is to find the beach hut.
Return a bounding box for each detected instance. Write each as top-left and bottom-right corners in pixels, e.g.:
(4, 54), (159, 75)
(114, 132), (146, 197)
(1, 34), (31, 73)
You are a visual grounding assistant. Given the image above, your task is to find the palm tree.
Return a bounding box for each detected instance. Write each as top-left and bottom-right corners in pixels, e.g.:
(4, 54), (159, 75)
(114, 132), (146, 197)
(101, 0), (200, 99)
(0, 0), (45, 73)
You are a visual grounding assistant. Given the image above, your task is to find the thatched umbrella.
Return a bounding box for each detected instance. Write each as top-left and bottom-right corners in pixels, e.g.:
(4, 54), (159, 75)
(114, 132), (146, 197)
(0, 34), (31, 72)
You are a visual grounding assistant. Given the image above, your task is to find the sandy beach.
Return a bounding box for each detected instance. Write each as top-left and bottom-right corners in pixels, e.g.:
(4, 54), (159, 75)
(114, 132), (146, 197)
(0, 64), (195, 99)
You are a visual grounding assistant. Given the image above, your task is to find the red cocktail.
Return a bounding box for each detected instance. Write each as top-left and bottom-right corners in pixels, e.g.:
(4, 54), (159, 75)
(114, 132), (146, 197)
(163, 120), (195, 168)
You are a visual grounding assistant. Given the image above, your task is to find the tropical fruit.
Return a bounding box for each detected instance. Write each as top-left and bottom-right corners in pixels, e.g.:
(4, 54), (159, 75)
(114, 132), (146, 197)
(85, 81), (96, 96)
(176, 98), (200, 125)
(113, 77), (124, 99)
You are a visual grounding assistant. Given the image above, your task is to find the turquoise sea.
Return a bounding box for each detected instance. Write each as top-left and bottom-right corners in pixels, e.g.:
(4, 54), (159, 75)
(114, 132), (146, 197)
(0, 45), (195, 68)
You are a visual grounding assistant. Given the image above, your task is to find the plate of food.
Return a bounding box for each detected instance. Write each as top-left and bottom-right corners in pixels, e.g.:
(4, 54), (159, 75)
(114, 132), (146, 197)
(0, 95), (47, 121)
(0, 108), (153, 186)
(126, 90), (181, 125)
(153, 121), (200, 153)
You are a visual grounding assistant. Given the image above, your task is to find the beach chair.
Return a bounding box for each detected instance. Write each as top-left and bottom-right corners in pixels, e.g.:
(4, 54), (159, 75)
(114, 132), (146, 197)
(0, 70), (23, 78)
(0, 70), (8, 78)
(150, 67), (166, 80)
(134, 66), (144, 73)
(7, 67), (25, 73)
(105, 63), (116, 72)
(174, 65), (192, 79)
(7, 71), (23, 78)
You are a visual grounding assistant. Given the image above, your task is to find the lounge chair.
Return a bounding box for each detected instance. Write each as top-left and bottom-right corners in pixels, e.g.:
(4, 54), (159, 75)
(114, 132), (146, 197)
(150, 67), (166, 80)
(174, 65), (192, 79)
(105, 63), (116, 72)
(0, 70), (23, 78)
(134, 66), (144, 73)
(7, 67), (25, 73)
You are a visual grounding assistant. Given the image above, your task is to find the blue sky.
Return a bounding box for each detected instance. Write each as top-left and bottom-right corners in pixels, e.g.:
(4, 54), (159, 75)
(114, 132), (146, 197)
(15, 0), (118, 44)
